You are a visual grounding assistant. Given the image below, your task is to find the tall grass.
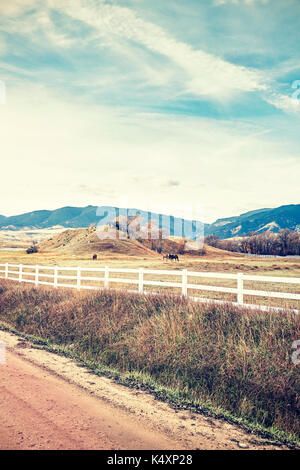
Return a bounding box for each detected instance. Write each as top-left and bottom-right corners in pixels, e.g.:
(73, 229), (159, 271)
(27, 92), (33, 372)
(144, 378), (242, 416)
(0, 279), (299, 439)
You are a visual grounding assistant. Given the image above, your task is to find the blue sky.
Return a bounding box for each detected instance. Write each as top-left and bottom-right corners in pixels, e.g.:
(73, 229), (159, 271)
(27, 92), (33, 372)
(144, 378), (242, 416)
(0, 0), (299, 222)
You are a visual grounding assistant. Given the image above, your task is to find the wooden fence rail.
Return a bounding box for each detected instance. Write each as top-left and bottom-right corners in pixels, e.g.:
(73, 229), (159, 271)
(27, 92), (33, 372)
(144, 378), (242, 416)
(0, 263), (299, 313)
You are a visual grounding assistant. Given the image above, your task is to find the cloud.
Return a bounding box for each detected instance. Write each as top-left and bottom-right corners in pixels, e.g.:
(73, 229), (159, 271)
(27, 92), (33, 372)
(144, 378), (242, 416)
(0, 0), (39, 17)
(47, 0), (266, 100)
(166, 180), (180, 187)
(214, 0), (269, 5)
(45, 1), (296, 112)
(0, 3), (76, 49)
(0, 35), (6, 56)
(265, 93), (300, 113)
(0, 0), (296, 112)
(77, 184), (118, 199)
(1, 81), (298, 221)
(34, 10), (75, 47)
(0, 1), (298, 223)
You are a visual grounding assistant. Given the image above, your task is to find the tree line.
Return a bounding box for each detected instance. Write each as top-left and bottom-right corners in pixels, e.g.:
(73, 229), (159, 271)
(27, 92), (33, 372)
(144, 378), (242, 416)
(205, 229), (300, 256)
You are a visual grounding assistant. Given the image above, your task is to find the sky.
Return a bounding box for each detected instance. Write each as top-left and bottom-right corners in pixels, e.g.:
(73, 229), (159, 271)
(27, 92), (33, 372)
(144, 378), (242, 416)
(0, 0), (299, 223)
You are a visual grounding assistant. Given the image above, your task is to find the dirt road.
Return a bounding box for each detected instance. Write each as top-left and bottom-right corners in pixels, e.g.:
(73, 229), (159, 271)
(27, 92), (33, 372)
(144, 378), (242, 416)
(0, 330), (286, 450)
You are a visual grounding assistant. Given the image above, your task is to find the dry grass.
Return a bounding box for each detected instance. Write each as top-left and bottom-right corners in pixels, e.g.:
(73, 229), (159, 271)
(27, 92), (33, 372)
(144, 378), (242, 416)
(0, 278), (299, 441)
(0, 249), (299, 310)
(0, 228), (67, 249)
(0, 248), (299, 272)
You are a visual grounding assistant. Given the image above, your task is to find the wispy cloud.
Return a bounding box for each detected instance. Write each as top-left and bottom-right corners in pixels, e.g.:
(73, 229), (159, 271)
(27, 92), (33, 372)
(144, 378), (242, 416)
(46, 0), (266, 101)
(0, 7), (77, 49)
(0, 1), (299, 220)
(1, 0), (295, 113)
(1, 82), (298, 220)
(214, 0), (269, 5)
(265, 93), (300, 113)
(0, 0), (296, 116)
(0, 0), (39, 17)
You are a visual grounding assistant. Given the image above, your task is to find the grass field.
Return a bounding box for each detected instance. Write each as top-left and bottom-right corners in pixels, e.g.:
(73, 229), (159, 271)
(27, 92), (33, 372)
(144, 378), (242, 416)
(0, 249), (299, 310)
(0, 279), (299, 446)
(0, 228), (67, 249)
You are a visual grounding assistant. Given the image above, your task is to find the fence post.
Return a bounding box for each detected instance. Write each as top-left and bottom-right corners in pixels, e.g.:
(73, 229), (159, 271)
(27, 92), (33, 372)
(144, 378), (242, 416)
(182, 269), (188, 296)
(77, 267), (81, 291)
(35, 265), (39, 287)
(19, 264), (22, 283)
(139, 268), (144, 294)
(237, 272), (243, 305)
(104, 266), (109, 289)
(54, 265), (58, 288)
(5, 263), (8, 279)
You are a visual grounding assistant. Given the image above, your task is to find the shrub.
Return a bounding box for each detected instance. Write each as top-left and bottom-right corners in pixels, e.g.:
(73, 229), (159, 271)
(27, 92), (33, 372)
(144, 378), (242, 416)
(26, 241), (39, 254)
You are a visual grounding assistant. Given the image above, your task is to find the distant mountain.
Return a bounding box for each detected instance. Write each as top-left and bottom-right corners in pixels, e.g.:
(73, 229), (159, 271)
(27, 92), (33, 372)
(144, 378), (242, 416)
(0, 205), (205, 240)
(0, 206), (95, 230)
(206, 204), (300, 239)
(0, 204), (299, 240)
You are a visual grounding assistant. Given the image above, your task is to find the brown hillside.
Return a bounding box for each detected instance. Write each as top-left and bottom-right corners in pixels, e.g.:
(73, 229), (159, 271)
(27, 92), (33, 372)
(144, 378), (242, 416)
(200, 244), (243, 258)
(40, 226), (241, 258)
(141, 237), (242, 258)
(39, 227), (155, 256)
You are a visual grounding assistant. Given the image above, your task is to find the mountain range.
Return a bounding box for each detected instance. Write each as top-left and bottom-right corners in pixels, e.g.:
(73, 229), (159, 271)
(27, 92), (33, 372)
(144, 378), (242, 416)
(0, 204), (299, 239)
(205, 204), (300, 238)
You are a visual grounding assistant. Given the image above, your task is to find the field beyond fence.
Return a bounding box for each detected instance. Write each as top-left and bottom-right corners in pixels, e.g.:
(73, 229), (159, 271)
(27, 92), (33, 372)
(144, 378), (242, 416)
(0, 262), (299, 312)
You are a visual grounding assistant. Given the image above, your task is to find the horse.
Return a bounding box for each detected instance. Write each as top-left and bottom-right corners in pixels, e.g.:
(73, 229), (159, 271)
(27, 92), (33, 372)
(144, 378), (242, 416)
(92, 254), (97, 260)
(163, 253), (179, 261)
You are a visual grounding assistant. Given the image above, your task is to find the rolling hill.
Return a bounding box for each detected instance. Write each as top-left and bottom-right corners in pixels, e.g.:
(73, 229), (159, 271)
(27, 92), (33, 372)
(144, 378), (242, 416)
(39, 225), (238, 257)
(39, 226), (156, 255)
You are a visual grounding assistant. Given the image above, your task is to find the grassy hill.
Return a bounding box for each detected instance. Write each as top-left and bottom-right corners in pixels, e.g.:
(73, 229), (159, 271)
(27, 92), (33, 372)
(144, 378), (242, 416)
(39, 226), (156, 256)
(39, 225), (241, 258)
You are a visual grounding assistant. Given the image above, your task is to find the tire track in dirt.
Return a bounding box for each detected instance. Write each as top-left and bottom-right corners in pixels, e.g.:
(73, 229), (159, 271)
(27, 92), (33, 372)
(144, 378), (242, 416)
(0, 329), (287, 450)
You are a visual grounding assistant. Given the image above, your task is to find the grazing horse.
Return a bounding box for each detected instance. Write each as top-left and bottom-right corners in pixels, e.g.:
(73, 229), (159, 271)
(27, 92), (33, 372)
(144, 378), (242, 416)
(92, 254), (97, 260)
(163, 253), (179, 261)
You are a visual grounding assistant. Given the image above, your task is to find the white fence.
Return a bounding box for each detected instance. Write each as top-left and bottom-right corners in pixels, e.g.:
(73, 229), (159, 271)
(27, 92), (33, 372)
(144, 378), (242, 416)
(244, 254), (300, 259)
(0, 263), (299, 312)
